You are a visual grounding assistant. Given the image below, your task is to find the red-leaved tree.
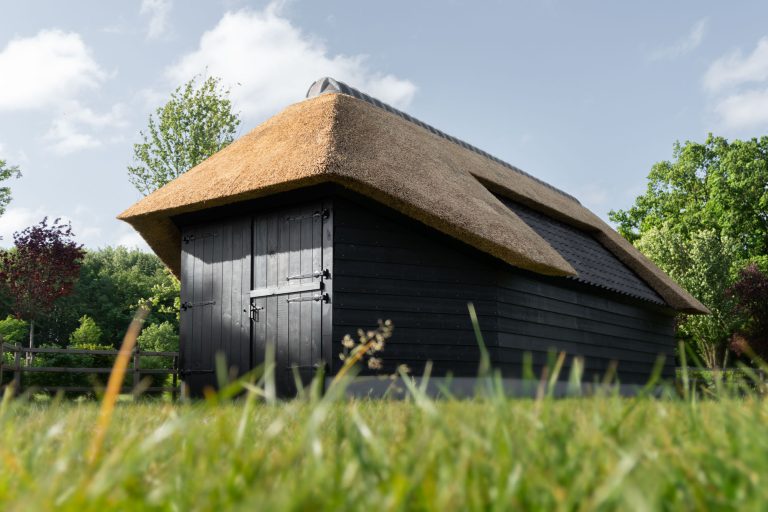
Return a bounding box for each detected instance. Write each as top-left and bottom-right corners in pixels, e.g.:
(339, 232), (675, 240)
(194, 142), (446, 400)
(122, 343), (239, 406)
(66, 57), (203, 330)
(0, 218), (84, 351)
(728, 263), (768, 361)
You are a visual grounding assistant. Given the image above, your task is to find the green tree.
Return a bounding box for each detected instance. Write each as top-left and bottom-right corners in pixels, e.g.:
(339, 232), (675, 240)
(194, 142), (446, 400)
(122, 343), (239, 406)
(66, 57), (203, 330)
(0, 158), (21, 218)
(137, 321), (179, 385)
(0, 315), (28, 345)
(136, 267), (180, 322)
(0, 219), (84, 352)
(635, 227), (741, 368)
(30, 247), (175, 347)
(609, 134), (768, 366)
(69, 315), (102, 346)
(128, 75), (241, 195)
(137, 321), (178, 353)
(609, 135), (768, 258)
(0, 316), (27, 384)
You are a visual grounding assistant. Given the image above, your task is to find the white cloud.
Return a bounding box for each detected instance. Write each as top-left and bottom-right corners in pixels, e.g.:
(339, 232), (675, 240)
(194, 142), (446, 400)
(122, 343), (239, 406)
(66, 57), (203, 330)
(0, 143), (28, 167)
(0, 30), (106, 110)
(165, 3), (416, 121)
(44, 102), (128, 155)
(704, 37), (768, 92)
(141, 0), (173, 40)
(704, 37), (768, 130)
(0, 207), (45, 244)
(713, 88), (768, 129)
(650, 18), (707, 61)
(45, 121), (100, 155)
(116, 229), (150, 250)
(0, 206), (108, 248)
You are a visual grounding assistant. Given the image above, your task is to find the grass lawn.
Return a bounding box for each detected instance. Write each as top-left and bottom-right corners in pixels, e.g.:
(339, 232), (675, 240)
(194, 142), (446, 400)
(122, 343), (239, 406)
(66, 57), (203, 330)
(0, 386), (767, 511)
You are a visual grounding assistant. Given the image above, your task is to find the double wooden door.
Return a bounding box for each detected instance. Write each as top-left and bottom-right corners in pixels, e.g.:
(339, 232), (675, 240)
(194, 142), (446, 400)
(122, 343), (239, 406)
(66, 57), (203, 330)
(179, 201), (331, 396)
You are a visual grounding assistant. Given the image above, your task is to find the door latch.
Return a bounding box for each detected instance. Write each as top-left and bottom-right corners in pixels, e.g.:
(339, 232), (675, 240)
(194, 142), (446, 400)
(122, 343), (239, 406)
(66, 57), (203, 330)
(248, 303), (264, 322)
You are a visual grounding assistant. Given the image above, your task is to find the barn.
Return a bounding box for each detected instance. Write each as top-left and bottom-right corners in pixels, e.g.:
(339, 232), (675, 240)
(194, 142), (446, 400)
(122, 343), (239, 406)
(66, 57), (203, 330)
(119, 77), (707, 396)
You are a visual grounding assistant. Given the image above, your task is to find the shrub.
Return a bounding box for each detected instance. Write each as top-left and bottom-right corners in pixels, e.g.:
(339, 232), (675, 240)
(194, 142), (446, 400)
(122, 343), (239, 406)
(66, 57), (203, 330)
(69, 315), (102, 346)
(728, 263), (768, 361)
(25, 342), (115, 391)
(137, 321), (179, 387)
(635, 227), (741, 368)
(0, 316), (28, 385)
(0, 315), (29, 345)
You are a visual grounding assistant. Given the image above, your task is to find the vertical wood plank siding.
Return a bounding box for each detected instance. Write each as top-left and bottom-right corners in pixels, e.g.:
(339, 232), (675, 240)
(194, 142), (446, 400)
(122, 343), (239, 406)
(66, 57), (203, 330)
(179, 218), (251, 393)
(331, 197), (676, 383)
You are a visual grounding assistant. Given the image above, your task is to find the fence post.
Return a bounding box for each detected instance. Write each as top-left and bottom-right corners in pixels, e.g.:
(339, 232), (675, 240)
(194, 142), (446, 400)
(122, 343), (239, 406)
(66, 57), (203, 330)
(0, 341), (4, 391)
(13, 343), (21, 396)
(172, 355), (178, 401)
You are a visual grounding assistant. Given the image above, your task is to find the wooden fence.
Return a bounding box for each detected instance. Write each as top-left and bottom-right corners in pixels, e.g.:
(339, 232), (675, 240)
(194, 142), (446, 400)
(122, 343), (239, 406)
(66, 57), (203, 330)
(0, 343), (179, 398)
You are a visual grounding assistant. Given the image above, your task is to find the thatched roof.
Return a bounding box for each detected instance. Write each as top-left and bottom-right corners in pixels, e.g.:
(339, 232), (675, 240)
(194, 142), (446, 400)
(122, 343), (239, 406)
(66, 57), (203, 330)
(118, 79), (708, 314)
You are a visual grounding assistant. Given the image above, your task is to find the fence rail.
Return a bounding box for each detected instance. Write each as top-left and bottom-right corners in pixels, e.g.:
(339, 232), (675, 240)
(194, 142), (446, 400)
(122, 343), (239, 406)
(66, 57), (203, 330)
(0, 342), (179, 398)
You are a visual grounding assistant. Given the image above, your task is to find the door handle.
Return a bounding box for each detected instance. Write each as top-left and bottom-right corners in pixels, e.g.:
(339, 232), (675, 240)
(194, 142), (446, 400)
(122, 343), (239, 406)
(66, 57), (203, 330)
(248, 304), (264, 322)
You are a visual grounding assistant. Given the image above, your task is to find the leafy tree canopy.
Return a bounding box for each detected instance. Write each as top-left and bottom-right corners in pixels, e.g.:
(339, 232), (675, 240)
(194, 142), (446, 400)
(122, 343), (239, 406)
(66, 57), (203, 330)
(69, 315), (102, 346)
(0, 158), (21, 219)
(136, 267), (180, 322)
(728, 263), (768, 361)
(128, 75), (241, 195)
(611, 134), (768, 367)
(609, 135), (768, 259)
(0, 315), (28, 345)
(33, 247), (177, 347)
(0, 218), (84, 349)
(636, 227), (740, 368)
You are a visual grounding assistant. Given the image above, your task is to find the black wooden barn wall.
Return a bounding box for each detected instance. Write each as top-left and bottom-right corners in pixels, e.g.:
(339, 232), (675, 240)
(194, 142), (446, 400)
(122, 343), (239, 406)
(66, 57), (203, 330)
(331, 196), (676, 384)
(178, 188), (677, 390)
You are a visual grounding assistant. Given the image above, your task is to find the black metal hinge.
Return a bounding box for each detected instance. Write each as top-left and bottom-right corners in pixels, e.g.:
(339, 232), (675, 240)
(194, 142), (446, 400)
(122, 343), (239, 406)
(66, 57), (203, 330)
(286, 268), (330, 280)
(179, 369), (215, 376)
(286, 293), (329, 304)
(285, 209), (330, 222)
(182, 232), (217, 244)
(181, 300), (216, 311)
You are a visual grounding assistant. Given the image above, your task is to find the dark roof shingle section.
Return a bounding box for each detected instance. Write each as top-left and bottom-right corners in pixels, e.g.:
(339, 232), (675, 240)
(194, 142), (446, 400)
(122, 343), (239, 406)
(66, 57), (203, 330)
(500, 197), (665, 305)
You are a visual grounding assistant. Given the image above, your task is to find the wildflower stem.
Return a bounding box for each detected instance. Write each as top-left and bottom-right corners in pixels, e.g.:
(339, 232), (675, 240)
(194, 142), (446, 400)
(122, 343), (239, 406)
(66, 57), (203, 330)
(87, 307), (148, 464)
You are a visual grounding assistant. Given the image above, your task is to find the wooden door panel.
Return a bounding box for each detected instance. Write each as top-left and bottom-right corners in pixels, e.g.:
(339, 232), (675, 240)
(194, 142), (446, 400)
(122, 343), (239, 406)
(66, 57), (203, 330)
(251, 202), (327, 395)
(180, 218), (251, 396)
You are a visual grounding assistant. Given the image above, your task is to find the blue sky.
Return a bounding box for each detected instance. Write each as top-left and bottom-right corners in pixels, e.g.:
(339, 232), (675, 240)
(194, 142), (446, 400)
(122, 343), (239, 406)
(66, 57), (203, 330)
(1, 1), (768, 249)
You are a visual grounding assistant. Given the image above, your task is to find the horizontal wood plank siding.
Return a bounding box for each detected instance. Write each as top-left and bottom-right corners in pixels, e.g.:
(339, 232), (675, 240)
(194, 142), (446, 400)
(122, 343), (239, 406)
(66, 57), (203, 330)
(332, 196), (676, 383)
(332, 198), (498, 376)
(497, 273), (675, 381)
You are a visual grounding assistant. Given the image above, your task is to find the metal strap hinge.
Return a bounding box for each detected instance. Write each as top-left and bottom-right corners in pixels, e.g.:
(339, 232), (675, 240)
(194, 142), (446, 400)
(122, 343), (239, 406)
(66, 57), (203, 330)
(179, 369), (215, 376)
(286, 293), (329, 304)
(181, 300), (216, 310)
(182, 232), (217, 244)
(285, 209), (330, 222)
(250, 281), (322, 298)
(286, 268), (330, 280)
